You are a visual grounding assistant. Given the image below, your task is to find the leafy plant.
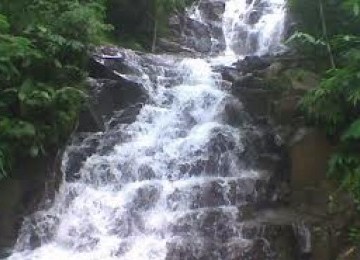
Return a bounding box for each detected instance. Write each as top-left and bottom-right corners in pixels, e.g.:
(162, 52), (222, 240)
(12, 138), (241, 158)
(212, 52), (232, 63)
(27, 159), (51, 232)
(289, 0), (360, 211)
(0, 1), (109, 177)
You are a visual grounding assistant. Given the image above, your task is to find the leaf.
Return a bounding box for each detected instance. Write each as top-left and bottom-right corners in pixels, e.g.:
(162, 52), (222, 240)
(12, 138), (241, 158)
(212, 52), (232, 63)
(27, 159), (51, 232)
(0, 119), (36, 139)
(0, 14), (10, 32)
(285, 31), (326, 46)
(341, 119), (360, 141)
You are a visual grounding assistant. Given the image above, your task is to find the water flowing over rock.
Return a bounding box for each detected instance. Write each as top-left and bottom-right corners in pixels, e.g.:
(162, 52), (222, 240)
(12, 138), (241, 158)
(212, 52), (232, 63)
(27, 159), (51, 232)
(4, 1), (321, 260)
(168, 0), (286, 57)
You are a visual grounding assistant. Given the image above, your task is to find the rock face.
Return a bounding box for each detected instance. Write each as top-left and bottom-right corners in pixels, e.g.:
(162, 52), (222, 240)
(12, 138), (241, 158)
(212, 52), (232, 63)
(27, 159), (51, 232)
(223, 53), (358, 259)
(167, 0), (226, 54)
(0, 152), (62, 258)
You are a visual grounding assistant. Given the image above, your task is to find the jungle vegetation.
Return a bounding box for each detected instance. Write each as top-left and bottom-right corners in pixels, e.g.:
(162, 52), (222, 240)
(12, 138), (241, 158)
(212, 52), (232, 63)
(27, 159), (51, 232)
(288, 0), (360, 207)
(0, 0), (190, 179)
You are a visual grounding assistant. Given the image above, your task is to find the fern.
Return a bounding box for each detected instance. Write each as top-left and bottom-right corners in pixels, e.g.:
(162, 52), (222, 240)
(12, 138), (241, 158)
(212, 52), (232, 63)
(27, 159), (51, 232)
(342, 119), (360, 141)
(286, 31), (326, 46)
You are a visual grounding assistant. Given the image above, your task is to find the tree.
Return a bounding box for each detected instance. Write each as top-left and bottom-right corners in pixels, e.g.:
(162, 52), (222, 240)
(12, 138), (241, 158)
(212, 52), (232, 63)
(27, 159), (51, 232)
(288, 0), (360, 202)
(0, 0), (109, 179)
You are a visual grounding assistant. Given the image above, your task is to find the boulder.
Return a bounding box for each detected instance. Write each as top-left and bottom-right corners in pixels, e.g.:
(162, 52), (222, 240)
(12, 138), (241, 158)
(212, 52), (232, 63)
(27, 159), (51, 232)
(198, 0), (226, 22)
(167, 2), (226, 54)
(246, 10), (262, 25)
(89, 79), (147, 119)
(77, 78), (146, 133)
(184, 18), (213, 53)
(0, 152), (62, 257)
(233, 74), (266, 89)
(156, 38), (196, 54)
(234, 55), (272, 73)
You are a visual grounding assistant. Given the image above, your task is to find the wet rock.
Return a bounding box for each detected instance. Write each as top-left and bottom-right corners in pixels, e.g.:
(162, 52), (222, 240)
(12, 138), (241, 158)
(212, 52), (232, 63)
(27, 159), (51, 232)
(132, 184), (162, 211)
(137, 164), (156, 181)
(157, 38), (196, 54)
(0, 152), (62, 254)
(221, 97), (248, 126)
(234, 56), (271, 73)
(207, 130), (237, 154)
(219, 66), (242, 82)
(89, 79), (147, 120)
(80, 49), (149, 133)
(233, 74), (266, 90)
(106, 103), (143, 128)
(167, 3), (226, 54)
(229, 27), (253, 55)
(198, 0), (226, 22)
(246, 10), (262, 25)
(171, 208), (239, 241)
(166, 238), (222, 260)
(234, 87), (273, 117)
(184, 18), (213, 53)
(96, 129), (129, 155)
(64, 133), (101, 181)
(77, 106), (105, 133)
(167, 177), (270, 211)
(109, 212), (143, 238)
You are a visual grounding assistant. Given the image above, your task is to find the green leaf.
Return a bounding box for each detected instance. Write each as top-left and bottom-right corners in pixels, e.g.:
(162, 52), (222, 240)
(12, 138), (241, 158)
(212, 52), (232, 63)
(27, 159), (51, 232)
(0, 119), (36, 139)
(342, 119), (360, 141)
(0, 14), (10, 32)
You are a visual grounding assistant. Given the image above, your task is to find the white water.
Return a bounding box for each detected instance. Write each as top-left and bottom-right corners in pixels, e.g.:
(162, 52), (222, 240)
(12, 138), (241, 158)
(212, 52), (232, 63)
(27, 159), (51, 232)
(214, 0), (286, 64)
(8, 1), (286, 259)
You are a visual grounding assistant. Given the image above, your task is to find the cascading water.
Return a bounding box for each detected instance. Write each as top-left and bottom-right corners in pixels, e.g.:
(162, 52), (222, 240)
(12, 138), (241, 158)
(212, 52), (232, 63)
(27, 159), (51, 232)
(7, 0), (287, 259)
(222, 0), (286, 57)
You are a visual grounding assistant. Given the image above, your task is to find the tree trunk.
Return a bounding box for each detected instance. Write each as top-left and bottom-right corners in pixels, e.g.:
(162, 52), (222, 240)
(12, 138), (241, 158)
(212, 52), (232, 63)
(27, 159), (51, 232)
(318, 0), (336, 69)
(151, 18), (158, 53)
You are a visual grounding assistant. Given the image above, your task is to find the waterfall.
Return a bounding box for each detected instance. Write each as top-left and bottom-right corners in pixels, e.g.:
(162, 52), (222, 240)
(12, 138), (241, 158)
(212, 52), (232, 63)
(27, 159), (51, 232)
(8, 1), (287, 259)
(222, 0), (286, 57)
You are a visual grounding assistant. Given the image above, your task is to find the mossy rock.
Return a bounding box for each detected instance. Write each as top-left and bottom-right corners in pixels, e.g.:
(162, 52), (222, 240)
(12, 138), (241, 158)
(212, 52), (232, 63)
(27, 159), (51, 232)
(284, 68), (320, 91)
(265, 74), (293, 92)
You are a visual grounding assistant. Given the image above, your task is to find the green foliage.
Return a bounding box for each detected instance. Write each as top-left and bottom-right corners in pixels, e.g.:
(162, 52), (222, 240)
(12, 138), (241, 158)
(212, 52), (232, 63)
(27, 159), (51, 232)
(342, 119), (360, 141)
(288, 0), (360, 38)
(286, 31), (326, 47)
(285, 31), (327, 59)
(329, 152), (360, 200)
(301, 66), (360, 134)
(349, 226), (360, 244)
(0, 0), (196, 178)
(290, 0), (360, 218)
(0, 1), (108, 177)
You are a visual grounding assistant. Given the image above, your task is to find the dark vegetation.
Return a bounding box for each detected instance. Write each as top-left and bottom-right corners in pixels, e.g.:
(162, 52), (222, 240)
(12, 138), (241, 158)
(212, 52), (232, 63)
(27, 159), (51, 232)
(106, 0), (193, 50)
(0, 0), (192, 179)
(287, 0), (360, 240)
